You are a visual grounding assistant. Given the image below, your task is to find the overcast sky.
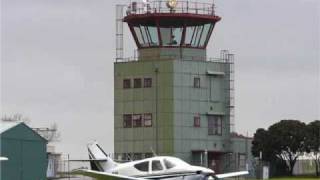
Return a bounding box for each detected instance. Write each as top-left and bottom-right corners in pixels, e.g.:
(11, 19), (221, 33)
(1, 0), (319, 158)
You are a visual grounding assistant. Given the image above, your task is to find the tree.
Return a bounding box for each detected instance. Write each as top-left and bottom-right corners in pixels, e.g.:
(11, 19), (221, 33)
(268, 120), (307, 175)
(305, 120), (320, 176)
(1, 113), (30, 124)
(1, 113), (60, 142)
(252, 120), (307, 176)
(252, 128), (275, 161)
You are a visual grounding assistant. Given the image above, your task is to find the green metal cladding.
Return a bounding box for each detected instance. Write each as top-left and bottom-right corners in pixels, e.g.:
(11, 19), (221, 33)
(114, 50), (232, 160)
(0, 123), (47, 180)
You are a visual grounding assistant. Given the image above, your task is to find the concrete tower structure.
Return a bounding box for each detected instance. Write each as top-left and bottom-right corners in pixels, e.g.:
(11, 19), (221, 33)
(114, 0), (251, 173)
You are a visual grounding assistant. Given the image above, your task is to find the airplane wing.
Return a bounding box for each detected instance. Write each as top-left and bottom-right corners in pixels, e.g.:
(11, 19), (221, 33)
(214, 171), (249, 179)
(69, 159), (107, 162)
(72, 169), (146, 180)
(0, 157), (8, 161)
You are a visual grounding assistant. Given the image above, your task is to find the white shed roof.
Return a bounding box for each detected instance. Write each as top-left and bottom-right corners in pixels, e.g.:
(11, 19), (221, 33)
(0, 122), (21, 134)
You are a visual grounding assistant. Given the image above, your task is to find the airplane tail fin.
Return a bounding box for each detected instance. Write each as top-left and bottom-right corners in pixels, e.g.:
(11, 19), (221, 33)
(87, 141), (117, 172)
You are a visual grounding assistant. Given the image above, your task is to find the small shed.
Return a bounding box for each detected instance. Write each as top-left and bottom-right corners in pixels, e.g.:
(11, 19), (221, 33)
(0, 122), (47, 180)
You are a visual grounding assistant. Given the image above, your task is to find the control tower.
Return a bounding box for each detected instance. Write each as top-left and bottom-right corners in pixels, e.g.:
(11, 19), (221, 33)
(114, 0), (250, 173)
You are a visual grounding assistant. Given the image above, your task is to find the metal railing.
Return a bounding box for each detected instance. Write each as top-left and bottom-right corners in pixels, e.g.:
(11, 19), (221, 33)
(115, 55), (231, 63)
(126, 0), (216, 16)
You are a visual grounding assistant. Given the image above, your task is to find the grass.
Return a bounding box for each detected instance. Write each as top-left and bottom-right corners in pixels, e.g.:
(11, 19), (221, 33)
(268, 178), (318, 180)
(248, 177), (319, 180)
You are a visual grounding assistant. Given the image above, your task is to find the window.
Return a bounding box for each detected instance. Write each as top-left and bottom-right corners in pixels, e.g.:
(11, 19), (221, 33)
(208, 115), (222, 135)
(152, 160), (163, 171)
(123, 114), (132, 128)
(123, 79), (131, 89)
(160, 27), (183, 46)
(134, 161), (149, 172)
(194, 115), (200, 127)
(239, 154), (246, 169)
(191, 26), (203, 47)
(134, 78), (142, 88)
(144, 113), (152, 127)
(147, 26), (159, 46)
(133, 25), (159, 47)
(164, 159), (176, 169)
(133, 114), (142, 128)
(194, 77), (200, 88)
(199, 24), (212, 47)
(144, 78), (152, 88)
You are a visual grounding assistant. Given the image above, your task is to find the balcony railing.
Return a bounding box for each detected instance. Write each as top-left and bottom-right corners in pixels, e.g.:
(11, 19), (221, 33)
(115, 55), (232, 64)
(126, 0), (216, 16)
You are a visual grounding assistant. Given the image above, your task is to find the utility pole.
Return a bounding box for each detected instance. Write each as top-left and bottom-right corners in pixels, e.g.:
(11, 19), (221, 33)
(155, 66), (159, 155)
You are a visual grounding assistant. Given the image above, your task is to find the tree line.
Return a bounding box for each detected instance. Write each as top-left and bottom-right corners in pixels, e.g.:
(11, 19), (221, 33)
(251, 120), (320, 177)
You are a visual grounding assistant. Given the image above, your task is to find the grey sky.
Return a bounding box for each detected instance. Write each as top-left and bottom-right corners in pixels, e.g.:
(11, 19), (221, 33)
(1, 0), (319, 158)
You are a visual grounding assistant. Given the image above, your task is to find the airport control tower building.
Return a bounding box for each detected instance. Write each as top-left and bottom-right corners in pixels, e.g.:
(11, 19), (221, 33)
(114, 0), (251, 173)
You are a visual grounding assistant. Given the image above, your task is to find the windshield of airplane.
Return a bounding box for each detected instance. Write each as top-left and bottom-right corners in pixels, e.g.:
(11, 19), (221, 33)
(163, 158), (176, 169)
(164, 157), (190, 167)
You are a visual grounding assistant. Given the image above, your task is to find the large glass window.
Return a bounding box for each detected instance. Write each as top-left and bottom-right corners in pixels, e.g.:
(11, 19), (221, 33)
(133, 25), (159, 47)
(208, 115), (222, 135)
(172, 28), (183, 45)
(191, 26), (203, 47)
(140, 26), (149, 47)
(134, 26), (145, 46)
(185, 26), (196, 47)
(199, 24), (212, 47)
(184, 24), (212, 48)
(160, 27), (182, 46)
(147, 26), (159, 46)
(131, 23), (213, 48)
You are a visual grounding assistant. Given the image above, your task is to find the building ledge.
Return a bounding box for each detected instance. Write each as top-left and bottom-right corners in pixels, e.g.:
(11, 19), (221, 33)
(206, 70), (225, 76)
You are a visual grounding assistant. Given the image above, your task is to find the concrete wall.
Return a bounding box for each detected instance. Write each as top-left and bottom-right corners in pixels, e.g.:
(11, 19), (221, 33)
(0, 123), (47, 180)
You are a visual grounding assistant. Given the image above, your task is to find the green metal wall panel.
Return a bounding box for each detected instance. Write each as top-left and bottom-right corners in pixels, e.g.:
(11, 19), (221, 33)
(0, 124), (47, 180)
(114, 60), (175, 156)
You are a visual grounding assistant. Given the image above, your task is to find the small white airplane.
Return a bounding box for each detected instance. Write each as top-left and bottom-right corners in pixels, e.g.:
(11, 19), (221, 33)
(72, 142), (249, 180)
(0, 157), (8, 161)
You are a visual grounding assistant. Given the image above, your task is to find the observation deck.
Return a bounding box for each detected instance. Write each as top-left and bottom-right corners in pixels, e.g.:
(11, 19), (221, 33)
(123, 0), (221, 50)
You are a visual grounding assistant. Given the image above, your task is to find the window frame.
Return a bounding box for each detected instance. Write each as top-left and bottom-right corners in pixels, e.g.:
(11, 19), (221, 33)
(144, 113), (152, 127)
(134, 78), (142, 88)
(144, 78), (152, 88)
(123, 79), (131, 89)
(194, 115), (201, 127)
(208, 115), (222, 136)
(194, 77), (201, 88)
(132, 114), (142, 128)
(123, 114), (133, 128)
